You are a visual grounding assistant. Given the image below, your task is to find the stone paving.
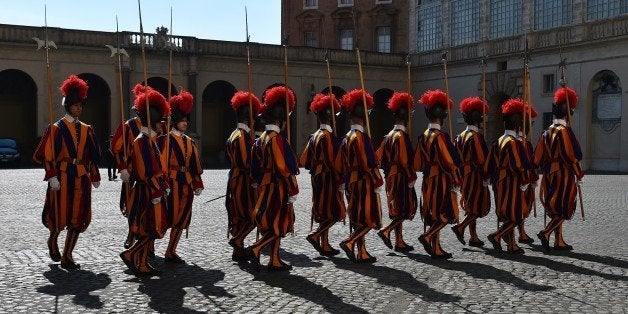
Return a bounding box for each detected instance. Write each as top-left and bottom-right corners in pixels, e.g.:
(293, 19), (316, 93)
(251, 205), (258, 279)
(0, 169), (626, 313)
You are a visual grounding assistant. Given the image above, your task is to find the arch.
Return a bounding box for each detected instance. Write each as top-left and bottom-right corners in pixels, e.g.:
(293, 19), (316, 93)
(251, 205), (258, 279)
(201, 80), (237, 168)
(588, 70), (622, 171)
(321, 86), (349, 135)
(0, 69), (37, 166)
(371, 88), (395, 148)
(78, 73), (111, 164)
(146, 76), (178, 99)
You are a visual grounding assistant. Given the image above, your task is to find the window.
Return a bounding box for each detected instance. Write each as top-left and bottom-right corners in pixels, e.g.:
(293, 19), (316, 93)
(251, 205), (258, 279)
(542, 74), (555, 93)
(451, 0), (480, 46)
(304, 0), (317, 9)
(497, 61), (508, 71)
(417, 0), (442, 52)
(377, 27), (392, 53)
(340, 29), (354, 50)
(339, 0), (354, 6)
(587, 0), (628, 20)
(490, 0), (523, 38)
(304, 31), (317, 47)
(376, 0), (392, 3)
(535, 0), (572, 30)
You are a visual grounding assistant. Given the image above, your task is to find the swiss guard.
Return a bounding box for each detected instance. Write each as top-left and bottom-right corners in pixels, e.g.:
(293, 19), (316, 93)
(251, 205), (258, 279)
(246, 86), (299, 271)
(119, 84), (170, 275)
(225, 90), (261, 261)
(376, 92), (417, 253)
(534, 87), (584, 251)
(158, 90), (204, 263)
(33, 74), (102, 270)
(300, 93), (346, 256)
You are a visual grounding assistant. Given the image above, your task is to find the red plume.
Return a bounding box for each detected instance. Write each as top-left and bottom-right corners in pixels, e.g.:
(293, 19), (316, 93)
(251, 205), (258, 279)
(310, 93), (341, 113)
(263, 86), (296, 112)
(59, 75), (88, 100)
(170, 89), (194, 115)
(230, 91), (261, 114)
(501, 98), (526, 115)
(419, 89), (453, 109)
(459, 97), (489, 115)
(133, 88), (170, 116)
(132, 83), (148, 96)
(525, 103), (538, 118)
(553, 87), (578, 109)
(341, 89), (374, 112)
(387, 92), (414, 112)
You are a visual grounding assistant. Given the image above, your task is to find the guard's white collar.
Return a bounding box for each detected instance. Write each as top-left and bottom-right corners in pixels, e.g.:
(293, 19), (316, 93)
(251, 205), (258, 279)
(140, 126), (157, 137)
(265, 124), (281, 133)
(466, 125), (479, 133)
(428, 123), (441, 130)
(553, 119), (567, 126)
(171, 129), (183, 137)
(351, 124), (364, 133)
(504, 130), (518, 137)
(237, 123), (251, 134)
(394, 124), (406, 132)
(63, 114), (79, 124)
(320, 124), (333, 133)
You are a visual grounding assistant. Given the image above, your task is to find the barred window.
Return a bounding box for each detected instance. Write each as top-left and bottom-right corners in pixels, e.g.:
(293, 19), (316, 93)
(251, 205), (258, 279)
(451, 0), (480, 46)
(340, 29), (354, 50)
(417, 0), (442, 52)
(377, 27), (392, 53)
(304, 32), (317, 47)
(304, 0), (317, 9)
(587, 0), (628, 20)
(534, 0), (572, 30)
(339, 0), (354, 6)
(490, 0), (523, 38)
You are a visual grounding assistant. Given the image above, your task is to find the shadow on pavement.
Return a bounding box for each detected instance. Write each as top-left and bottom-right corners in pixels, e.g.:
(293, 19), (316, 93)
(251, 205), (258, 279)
(403, 252), (555, 291)
(526, 244), (628, 270)
(127, 263), (234, 313)
(37, 264), (112, 310)
(329, 256), (462, 303)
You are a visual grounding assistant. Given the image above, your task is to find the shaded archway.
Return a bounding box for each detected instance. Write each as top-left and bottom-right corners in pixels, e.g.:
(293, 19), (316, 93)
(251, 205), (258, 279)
(486, 92), (510, 144)
(262, 83), (298, 148)
(371, 88), (394, 148)
(588, 70), (622, 171)
(78, 73), (111, 166)
(146, 77), (178, 99)
(321, 86), (349, 136)
(0, 69), (37, 166)
(201, 80), (237, 168)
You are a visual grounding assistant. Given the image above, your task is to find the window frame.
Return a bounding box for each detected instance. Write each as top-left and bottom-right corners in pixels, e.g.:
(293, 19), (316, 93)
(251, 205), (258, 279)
(304, 0), (318, 9)
(339, 0), (354, 7)
(340, 29), (354, 50)
(377, 26), (392, 53)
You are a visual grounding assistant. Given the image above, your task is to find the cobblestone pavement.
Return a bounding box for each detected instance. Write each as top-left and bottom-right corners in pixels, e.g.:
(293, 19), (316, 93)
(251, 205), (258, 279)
(0, 169), (626, 313)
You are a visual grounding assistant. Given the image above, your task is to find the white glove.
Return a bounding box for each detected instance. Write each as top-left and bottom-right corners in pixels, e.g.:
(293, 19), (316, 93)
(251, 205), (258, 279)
(194, 188), (203, 196)
(288, 195), (297, 204)
(120, 169), (130, 182)
(452, 185), (461, 194)
(338, 184), (345, 191)
(375, 187), (382, 194)
(519, 184), (529, 191)
(48, 177), (60, 190)
(165, 188), (171, 196)
(92, 181), (100, 188)
(408, 180), (416, 188)
(151, 197), (161, 205)
(483, 180), (490, 187)
(251, 183), (258, 189)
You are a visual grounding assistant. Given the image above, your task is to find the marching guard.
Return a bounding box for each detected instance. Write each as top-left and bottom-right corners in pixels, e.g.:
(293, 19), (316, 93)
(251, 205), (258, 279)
(34, 75), (102, 270)
(451, 97), (491, 248)
(484, 98), (533, 254)
(158, 90), (204, 263)
(246, 86), (299, 271)
(300, 93), (346, 256)
(336, 89), (383, 263)
(119, 84), (170, 275)
(375, 92), (417, 252)
(225, 91), (262, 261)
(534, 87), (584, 251)
(413, 90), (461, 259)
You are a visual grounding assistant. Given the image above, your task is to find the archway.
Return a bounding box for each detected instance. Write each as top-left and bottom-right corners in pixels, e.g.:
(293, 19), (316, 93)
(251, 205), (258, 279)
(146, 77), (178, 99)
(321, 86), (348, 136)
(78, 73), (111, 166)
(486, 92), (510, 144)
(371, 88), (394, 148)
(0, 69), (37, 166)
(588, 70), (622, 171)
(201, 80), (237, 168)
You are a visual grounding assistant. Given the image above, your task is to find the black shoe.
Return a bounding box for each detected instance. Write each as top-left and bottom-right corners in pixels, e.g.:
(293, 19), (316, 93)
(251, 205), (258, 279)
(321, 248), (341, 256)
(518, 237), (535, 244)
(487, 234), (502, 252)
(537, 232), (550, 251)
(60, 260), (81, 270)
(137, 268), (162, 277)
(507, 248), (525, 255)
(553, 245), (573, 251)
(339, 241), (356, 263)
(432, 252), (453, 260)
(232, 252), (249, 262)
(268, 262), (292, 271)
(245, 247), (261, 271)
(377, 231), (393, 249)
(418, 235), (433, 255)
(164, 255), (186, 264)
(357, 256), (377, 263)
(148, 250), (155, 259)
(120, 252), (137, 272)
(123, 235), (134, 250)
(306, 234), (323, 254)
(468, 240), (485, 247)
(451, 226), (466, 245)
(394, 245), (414, 252)
(48, 239), (61, 262)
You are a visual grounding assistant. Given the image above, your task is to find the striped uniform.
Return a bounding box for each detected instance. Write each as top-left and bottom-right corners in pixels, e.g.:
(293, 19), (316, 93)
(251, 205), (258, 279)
(376, 128), (417, 220)
(454, 129), (490, 217)
(127, 133), (170, 239)
(300, 128), (346, 223)
(158, 132), (204, 230)
(413, 128), (461, 225)
(110, 117), (142, 213)
(250, 130), (299, 236)
(533, 123), (584, 220)
(484, 133), (532, 224)
(33, 117), (101, 233)
(520, 137), (539, 218)
(337, 129), (382, 229)
(225, 127), (257, 236)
